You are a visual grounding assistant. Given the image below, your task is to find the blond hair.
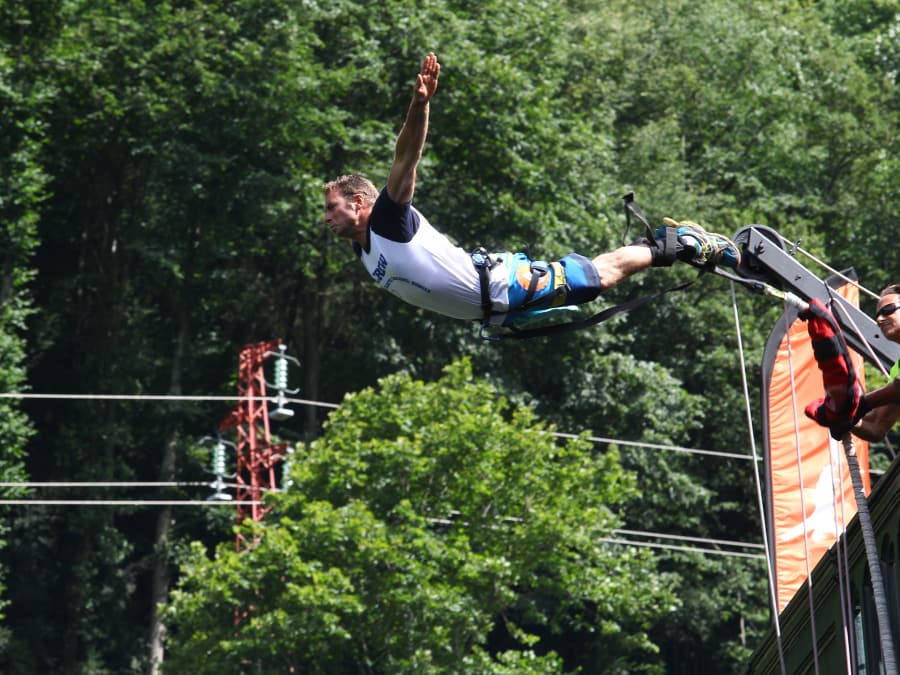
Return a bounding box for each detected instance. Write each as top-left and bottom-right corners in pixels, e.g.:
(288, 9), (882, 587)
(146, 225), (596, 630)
(323, 174), (378, 205)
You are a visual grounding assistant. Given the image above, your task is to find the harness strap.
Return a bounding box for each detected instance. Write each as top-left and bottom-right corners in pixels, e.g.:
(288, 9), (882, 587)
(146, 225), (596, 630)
(624, 191), (678, 266)
(480, 192), (701, 340)
(623, 192), (655, 242)
(478, 193), (699, 340)
(481, 275), (698, 340)
(521, 261), (548, 308)
(471, 248), (495, 322)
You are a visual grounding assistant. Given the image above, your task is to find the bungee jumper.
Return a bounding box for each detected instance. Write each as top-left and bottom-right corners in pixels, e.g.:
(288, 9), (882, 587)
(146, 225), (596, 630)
(323, 52), (740, 338)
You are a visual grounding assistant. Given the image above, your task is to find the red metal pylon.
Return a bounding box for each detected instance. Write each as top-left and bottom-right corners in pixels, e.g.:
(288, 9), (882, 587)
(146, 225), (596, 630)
(219, 340), (288, 552)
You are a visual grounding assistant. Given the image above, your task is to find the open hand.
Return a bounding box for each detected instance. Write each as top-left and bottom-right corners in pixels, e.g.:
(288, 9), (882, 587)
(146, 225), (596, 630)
(414, 52), (440, 103)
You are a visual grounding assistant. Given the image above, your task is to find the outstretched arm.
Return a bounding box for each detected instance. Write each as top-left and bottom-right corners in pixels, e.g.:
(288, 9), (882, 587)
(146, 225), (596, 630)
(386, 52), (440, 205)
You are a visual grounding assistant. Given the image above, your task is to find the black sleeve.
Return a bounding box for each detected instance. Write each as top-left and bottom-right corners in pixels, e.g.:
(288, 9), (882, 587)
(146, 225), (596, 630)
(368, 188), (420, 243)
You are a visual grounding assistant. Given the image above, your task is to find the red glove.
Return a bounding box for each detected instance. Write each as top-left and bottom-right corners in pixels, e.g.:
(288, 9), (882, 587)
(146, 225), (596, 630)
(799, 298), (866, 439)
(805, 388), (868, 440)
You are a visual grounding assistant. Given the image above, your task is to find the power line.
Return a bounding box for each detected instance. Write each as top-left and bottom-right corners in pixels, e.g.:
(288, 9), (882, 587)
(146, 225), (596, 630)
(599, 537), (766, 560)
(0, 481), (212, 488)
(0, 480), (765, 549)
(1, 391), (755, 461)
(550, 431), (756, 461)
(0, 495), (766, 559)
(0, 392), (339, 409)
(2, 484), (764, 551)
(0, 499), (259, 506)
(0, 481), (282, 493)
(0, 479), (766, 550)
(612, 528), (765, 551)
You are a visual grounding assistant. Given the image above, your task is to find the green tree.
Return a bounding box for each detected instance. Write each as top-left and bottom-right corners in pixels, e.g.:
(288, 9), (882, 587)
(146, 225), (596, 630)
(5, 0), (338, 670)
(7, 0), (899, 671)
(573, 1), (900, 669)
(164, 360), (679, 673)
(0, 1), (47, 660)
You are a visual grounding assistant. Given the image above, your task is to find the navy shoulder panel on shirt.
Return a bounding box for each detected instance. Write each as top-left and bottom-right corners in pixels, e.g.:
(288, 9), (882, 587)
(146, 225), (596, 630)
(368, 188), (420, 243)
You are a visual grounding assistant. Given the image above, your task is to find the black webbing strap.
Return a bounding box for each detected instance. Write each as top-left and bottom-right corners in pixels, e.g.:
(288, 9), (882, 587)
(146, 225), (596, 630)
(623, 192), (655, 243)
(471, 249), (494, 321)
(479, 193), (700, 340)
(521, 261), (548, 308)
(481, 276), (698, 341)
(623, 191), (678, 266)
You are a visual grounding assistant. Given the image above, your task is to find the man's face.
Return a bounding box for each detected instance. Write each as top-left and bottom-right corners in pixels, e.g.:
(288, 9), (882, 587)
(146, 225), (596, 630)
(324, 189), (361, 240)
(875, 293), (900, 343)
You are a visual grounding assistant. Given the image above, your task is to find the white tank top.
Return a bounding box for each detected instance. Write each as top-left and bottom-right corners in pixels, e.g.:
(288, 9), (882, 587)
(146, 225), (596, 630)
(355, 191), (508, 320)
(359, 212), (480, 319)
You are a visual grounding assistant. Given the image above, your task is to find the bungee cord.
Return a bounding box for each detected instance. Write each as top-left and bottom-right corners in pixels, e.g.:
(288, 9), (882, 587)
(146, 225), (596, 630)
(842, 432), (899, 675)
(829, 296), (897, 460)
(810, 284), (862, 673)
(829, 429), (857, 674)
(810, 278), (898, 674)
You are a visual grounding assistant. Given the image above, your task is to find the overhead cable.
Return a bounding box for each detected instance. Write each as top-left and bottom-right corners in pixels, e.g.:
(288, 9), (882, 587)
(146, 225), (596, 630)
(784, 240), (880, 302)
(0, 392), (339, 409)
(550, 431), (755, 461)
(0, 495), (766, 560)
(0, 499), (259, 506)
(598, 537), (765, 560)
(0, 481), (212, 488)
(612, 528), (764, 550)
(0, 392), (757, 462)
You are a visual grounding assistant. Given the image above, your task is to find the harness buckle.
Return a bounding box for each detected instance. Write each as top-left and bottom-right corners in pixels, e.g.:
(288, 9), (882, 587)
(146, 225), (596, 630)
(471, 247), (489, 268)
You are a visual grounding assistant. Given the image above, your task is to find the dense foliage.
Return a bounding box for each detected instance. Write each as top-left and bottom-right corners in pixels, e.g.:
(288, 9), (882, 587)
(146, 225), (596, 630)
(0, 0), (897, 672)
(0, 1), (46, 655)
(165, 361), (679, 673)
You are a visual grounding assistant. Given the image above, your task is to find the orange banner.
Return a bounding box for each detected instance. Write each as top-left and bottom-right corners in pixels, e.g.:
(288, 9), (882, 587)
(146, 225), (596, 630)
(764, 282), (869, 613)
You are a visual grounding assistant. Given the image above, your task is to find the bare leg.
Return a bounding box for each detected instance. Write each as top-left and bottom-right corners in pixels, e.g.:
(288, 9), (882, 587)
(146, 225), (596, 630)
(591, 245), (653, 290)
